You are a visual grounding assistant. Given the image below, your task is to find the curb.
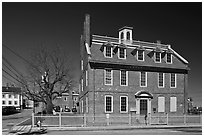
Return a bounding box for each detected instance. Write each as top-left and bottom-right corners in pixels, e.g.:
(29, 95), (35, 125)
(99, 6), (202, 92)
(36, 124), (202, 131)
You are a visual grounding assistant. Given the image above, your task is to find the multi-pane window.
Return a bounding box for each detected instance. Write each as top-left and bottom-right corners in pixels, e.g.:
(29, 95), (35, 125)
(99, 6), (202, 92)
(64, 97), (67, 101)
(105, 69), (113, 85)
(127, 32), (130, 40)
(137, 50), (144, 61)
(140, 72), (147, 87)
(120, 32), (124, 40)
(158, 97), (165, 112)
(2, 101), (5, 105)
(14, 101), (18, 105)
(81, 60), (83, 71)
(158, 73), (164, 88)
(86, 70), (88, 86)
(120, 70), (128, 86)
(155, 52), (161, 63)
(166, 53), (172, 63)
(2, 94), (5, 98)
(105, 46), (112, 58)
(81, 79), (84, 92)
(170, 73), (176, 88)
(120, 96), (128, 113)
(118, 48), (126, 59)
(86, 97), (88, 113)
(9, 101), (12, 105)
(105, 95), (113, 113)
(170, 97), (177, 112)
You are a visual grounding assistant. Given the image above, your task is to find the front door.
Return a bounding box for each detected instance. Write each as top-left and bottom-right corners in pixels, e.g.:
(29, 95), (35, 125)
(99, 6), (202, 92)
(140, 99), (147, 115)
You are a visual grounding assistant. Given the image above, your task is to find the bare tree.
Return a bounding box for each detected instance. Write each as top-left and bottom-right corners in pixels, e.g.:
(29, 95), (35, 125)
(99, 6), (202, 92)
(20, 45), (74, 114)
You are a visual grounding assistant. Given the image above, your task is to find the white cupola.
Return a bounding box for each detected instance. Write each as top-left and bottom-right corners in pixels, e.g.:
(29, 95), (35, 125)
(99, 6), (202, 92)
(119, 26), (133, 44)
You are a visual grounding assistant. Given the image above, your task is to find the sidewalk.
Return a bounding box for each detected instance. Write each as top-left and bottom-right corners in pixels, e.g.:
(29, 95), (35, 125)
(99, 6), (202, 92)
(31, 124), (202, 132)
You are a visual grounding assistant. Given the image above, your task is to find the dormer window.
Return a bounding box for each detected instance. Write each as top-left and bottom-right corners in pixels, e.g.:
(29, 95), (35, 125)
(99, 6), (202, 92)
(127, 32), (130, 40)
(118, 48), (126, 59)
(120, 32), (124, 40)
(166, 53), (172, 64)
(104, 46), (112, 58)
(137, 50), (144, 61)
(155, 52), (161, 63)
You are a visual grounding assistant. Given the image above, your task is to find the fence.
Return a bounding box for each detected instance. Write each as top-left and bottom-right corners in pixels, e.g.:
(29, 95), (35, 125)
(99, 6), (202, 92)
(32, 113), (202, 127)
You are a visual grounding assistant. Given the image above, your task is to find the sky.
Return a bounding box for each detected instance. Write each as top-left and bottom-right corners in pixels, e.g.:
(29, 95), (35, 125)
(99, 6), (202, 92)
(2, 2), (202, 106)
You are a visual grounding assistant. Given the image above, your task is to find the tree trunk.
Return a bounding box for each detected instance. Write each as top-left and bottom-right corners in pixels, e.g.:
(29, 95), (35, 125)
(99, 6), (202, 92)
(45, 97), (53, 114)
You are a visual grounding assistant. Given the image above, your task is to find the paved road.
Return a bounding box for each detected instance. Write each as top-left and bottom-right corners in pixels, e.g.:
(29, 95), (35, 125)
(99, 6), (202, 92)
(44, 127), (202, 135)
(2, 109), (32, 132)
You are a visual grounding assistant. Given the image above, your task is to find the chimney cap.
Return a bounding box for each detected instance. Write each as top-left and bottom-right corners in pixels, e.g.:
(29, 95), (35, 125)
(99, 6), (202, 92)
(119, 26), (133, 31)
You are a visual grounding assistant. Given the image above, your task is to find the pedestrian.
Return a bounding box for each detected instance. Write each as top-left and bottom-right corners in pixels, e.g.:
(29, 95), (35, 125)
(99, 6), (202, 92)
(144, 114), (147, 125)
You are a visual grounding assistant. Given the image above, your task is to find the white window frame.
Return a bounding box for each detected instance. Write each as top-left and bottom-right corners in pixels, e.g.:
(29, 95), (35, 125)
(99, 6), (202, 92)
(64, 97), (67, 101)
(105, 95), (113, 113)
(81, 100), (83, 113)
(118, 48), (126, 59)
(170, 73), (177, 88)
(8, 100), (12, 105)
(104, 46), (112, 58)
(2, 94), (5, 98)
(104, 69), (113, 85)
(137, 50), (144, 61)
(120, 96), (128, 113)
(86, 70), (88, 86)
(81, 79), (84, 92)
(166, 53), (172, 64)
(155, 52), (161, 63)
(86, 96), (88, 113)
(158, 96), (165, 112)
(140, 72), (147, 87)
(170, 97), (177, 112)
(14, 101), (18, 105)
(81, 60), (83, 71)
(120, 70), (128, 86)
(2, 100), (5, 105)
(158, 73), (165, 88)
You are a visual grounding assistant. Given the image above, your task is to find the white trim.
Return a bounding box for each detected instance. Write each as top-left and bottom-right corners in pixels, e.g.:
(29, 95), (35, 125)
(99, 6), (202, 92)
(170, 97), (177, 112)
(169, 47), (188, 64)
(140, 72), (147, 87)
(104, 69), (113, 85)
(120, 96), (128, 113)
(158, 73), (165, 88)
(104, 46), (113, 58)
(85, 43), (91, 55)
(137, 50), (144, 61)
(120, 70), (128, 86)
(105, 95), (113, 113)
(170, 73), (177, 88)
(81, 100), (83, 113)
(118, 48), (126, 59)
(86, 96), (88, 113)
(154, 52), (161, 63)
(81, 60), (83, 71)
(166, 53), (172, 64)
(81, 79), (84, 92)
(85, 70), (88, 86)
(158, 96), (165, 112)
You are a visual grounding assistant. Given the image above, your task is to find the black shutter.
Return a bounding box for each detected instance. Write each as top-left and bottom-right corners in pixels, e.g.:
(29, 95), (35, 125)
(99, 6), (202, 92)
(100, 45), (105, 52)
(161, 51), (166, 58)
(113, 46), (119, 54)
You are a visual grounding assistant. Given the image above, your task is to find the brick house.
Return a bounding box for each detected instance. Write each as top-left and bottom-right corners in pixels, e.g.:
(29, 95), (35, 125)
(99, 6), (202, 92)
(79, 15), (189, 116)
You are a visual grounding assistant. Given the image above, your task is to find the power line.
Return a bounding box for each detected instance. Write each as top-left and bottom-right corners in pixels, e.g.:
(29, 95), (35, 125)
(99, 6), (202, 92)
(2, 68), (25, 86)
(2, 61), (22, 82)
(2, 56), (24, 78)
(2, 74), (18, 85)
(3, 44), (41, 74)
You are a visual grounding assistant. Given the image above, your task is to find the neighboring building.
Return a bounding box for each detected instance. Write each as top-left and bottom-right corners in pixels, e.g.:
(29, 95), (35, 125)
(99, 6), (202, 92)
(2, 86), (23, 109)
(79, 15), (189, 116)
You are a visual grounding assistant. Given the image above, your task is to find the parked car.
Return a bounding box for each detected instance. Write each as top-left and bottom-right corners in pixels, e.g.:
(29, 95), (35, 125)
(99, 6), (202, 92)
(2, 106), (18, 115)
(72, 107), (77, 113)
(64, 108), (71, 112)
